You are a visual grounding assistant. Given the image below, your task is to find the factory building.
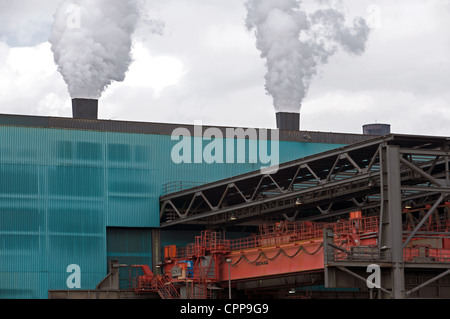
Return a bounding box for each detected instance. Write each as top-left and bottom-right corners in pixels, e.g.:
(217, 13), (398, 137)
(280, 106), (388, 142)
(0, 112), (371, 299)
(2, 107), (449, 300)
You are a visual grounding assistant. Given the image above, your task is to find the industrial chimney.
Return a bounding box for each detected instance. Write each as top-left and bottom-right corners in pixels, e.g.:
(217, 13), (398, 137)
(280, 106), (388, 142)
(276, 112), (300, 131)
(72, 98), (98, 120)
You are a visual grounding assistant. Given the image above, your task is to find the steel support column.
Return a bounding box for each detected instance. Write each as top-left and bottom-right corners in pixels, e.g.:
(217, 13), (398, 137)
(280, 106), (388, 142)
(152, 229), (161, 275)
(379, 145), (405, 299)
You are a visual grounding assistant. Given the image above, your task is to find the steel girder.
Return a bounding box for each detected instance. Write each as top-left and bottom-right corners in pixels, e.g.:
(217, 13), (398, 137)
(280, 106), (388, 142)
(160, 134), (450, 298)
(159, 134), (450, 229)
(323, 139), (450, 299)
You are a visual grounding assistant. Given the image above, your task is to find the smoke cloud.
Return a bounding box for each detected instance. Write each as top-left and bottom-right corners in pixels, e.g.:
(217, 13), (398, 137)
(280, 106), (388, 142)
(245, 0), (370, 112)
(49, 0), (141, 99)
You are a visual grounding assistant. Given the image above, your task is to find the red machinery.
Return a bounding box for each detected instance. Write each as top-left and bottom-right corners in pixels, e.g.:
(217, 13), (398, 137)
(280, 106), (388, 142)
(130, 209), (450, 299)
(220, 214), (379, 283)
(130, 264), (180, 299)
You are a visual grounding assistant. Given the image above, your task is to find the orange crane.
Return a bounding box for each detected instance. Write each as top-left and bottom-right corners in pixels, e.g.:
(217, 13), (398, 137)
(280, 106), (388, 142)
(130, 210), (450, 299)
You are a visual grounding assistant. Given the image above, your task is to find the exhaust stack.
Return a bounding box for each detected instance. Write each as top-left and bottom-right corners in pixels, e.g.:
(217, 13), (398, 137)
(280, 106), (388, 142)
(72, 99), (98, 120)
(276, 112), (300, 131)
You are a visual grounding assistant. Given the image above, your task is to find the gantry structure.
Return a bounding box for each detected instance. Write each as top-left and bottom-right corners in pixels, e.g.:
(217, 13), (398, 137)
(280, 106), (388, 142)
(159, 134), (450, 298)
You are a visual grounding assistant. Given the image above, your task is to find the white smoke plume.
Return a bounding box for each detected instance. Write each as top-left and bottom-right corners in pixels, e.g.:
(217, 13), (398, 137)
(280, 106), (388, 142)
(245, 0), (370, 112)
(49, 0), (141, 99)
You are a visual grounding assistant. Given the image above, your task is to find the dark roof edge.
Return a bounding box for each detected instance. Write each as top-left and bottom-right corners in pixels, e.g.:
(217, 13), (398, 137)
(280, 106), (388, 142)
(0, 113), (374, 144)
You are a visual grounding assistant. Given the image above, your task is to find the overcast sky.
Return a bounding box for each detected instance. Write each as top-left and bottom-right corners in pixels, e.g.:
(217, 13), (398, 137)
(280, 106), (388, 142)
(1, 0), (450, 136)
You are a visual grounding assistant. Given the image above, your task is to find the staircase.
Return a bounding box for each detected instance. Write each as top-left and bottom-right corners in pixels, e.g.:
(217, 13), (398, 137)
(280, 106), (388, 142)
(130, 265), (180, 299)
(155, 275), (180, 299)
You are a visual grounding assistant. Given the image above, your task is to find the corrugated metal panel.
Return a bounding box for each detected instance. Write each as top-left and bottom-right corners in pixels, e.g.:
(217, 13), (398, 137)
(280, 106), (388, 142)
(0, 126), (106, 298)
(0, 123), (347, 299)
(107, 228), (152, 260)
(0, 126), (345, 228)
(104, 131), (157, 227)
(106, 228), (152, 289)
(160, 229), (200, 250)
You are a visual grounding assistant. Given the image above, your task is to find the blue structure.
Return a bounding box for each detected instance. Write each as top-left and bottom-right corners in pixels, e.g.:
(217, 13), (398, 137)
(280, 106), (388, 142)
(0, 113), (369, 299)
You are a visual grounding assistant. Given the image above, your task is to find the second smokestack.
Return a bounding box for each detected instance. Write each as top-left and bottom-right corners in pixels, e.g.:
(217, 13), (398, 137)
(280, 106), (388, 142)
(276, 112), (300, 131)
(72, 98), (98, 120)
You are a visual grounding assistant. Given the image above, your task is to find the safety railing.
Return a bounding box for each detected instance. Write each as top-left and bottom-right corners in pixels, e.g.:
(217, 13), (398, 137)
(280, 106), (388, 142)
(130, 271), (180, 299)
(332, 217), (379, 235)
(329, 246), (391, 263)
(259, 220), (324, 240)
(229, 235), (261, 252)
(161, 181), (206, 195)
(327, 218), (450, 264)
(230, 217), (380, 252)
(404, 245), (450, 263)
(173, 216), (449, 264)
(175, 232), (231, 259)
(156, 275), (181, 299)
(331, 246), (450, 263)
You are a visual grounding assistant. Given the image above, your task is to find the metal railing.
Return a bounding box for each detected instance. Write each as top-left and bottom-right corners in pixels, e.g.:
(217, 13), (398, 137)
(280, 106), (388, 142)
(161, 181), (206, 195)
(404, 246), (450, 263)
(329, 246), (391, 263)
(175, 230), (231, 259)
(230, 217), (379, 252)
(172, 216), (450, 265)
(173, 217), (380, 258)
(330, 246), (450, 263)
(328, 218), (450, 264)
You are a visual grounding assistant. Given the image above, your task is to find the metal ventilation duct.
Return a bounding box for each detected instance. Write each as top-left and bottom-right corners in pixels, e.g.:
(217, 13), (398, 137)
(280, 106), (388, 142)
(276, 112), (300, 131)
(363, 123), (391, 136)
(72, 99), (98, 120)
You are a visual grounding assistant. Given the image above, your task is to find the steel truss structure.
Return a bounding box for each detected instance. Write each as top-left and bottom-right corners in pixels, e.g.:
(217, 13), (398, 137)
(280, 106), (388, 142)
(159, 134), (450, 298)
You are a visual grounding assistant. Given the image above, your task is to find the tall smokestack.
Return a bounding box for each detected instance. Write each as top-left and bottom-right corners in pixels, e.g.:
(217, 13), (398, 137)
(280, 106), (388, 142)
(276, 112), (300, 131)
(72, 98), (98, 120)
(50, 1), (142, 109)
(245, 1), (370, 127)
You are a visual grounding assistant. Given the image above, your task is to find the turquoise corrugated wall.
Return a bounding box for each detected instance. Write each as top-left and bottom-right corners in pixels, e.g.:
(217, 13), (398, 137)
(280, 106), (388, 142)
(0, 125), (345, 298)
(106, 228), (153, 289)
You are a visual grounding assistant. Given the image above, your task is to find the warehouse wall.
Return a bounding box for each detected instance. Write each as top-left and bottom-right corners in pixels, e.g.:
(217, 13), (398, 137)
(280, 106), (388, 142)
(0, 124), (345, 299)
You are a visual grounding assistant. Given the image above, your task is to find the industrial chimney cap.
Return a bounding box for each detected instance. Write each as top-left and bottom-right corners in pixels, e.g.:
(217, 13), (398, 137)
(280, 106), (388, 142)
(363, 123), (391, 136)
(72, 98), (99, 120)
(276, 112), (300, 131)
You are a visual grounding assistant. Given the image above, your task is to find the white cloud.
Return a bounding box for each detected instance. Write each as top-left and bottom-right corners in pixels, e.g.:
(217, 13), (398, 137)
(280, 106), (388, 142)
(0, 41), (70, 116)
(123, 43), (186, 97)
(0, 0), (64, 46)
(302, 89), (450, 135)
(0, 0), (449, 137)
(302, 0), (450, 135)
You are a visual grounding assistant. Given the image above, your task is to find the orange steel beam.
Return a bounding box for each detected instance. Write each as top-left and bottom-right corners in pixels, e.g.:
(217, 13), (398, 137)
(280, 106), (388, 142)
(219, 239), (324, 282)
(157, 215), (450, 287)
(161, 217), (380, 283)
